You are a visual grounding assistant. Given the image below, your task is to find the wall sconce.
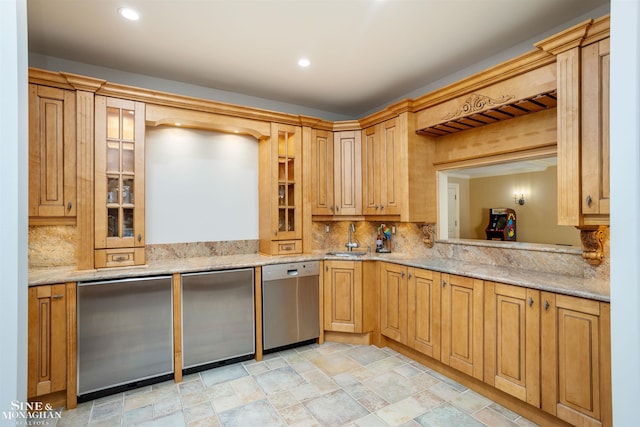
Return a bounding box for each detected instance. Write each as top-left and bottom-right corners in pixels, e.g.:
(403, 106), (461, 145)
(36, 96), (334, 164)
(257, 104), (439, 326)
(514, 193), (525, 205)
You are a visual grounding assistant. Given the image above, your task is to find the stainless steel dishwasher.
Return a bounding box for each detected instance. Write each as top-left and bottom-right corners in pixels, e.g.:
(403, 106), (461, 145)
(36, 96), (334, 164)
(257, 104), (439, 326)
(181, 268), (255, 373)
(262, 261), (319, 352)
(77, 276), (173, 401)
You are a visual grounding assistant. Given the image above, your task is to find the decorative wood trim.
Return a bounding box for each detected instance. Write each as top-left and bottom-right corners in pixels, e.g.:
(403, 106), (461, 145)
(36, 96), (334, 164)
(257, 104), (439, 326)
(441, 93), (516, 121)
(421, 224), (436, 248)
(75, 90), (95, 270)
(578, 226), (607, 265)
(535, 19), (593, 55)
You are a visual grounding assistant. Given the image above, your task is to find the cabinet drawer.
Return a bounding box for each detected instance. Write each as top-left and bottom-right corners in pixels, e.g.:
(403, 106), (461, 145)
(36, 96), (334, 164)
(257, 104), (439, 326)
(270, 240), (302, 255)
(95, 248), (145, 268)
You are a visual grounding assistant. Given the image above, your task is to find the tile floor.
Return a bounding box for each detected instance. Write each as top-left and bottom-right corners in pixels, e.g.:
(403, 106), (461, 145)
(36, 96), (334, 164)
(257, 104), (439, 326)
(48, 342), (540, 426)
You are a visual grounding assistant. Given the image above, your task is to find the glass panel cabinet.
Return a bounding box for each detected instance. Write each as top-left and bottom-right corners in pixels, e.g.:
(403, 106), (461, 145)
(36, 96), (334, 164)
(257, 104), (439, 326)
(94, 96), (145, 267)
(259, 123), (302, 255)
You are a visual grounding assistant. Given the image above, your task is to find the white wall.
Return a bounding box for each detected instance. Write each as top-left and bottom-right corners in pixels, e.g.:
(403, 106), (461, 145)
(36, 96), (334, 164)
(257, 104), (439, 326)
(145, 127), (259, 244)
(610, 1), (640, 424)
(0, 0), (28, 423)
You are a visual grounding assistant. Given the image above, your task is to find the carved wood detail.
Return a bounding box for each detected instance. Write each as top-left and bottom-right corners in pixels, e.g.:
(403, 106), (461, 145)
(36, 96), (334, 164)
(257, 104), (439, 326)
(578, 225), (607, 265)
(441, 93), (516, 121)
(422, 224), (436, 248)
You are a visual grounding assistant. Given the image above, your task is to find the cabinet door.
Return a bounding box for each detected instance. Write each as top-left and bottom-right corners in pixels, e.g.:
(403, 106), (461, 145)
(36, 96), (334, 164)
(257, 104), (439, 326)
(273, 123), (302, 240)
(484, 282), (540, 407)
(407, 268), (441, 359)
(28, 84), (76, 221)
(362, 125), (381, 215)
(379, 262), (407, 344)
(362, 119), (400, 216)
(310, 129), (335, 215)
(323, 260), (362, 333)
(334, 131), (362, 216)
(441, 274), (484, 380)
(581, 38), (610, 219)
(28, 284), (67, 398)
(95, 96), (145, 259)
(541, 293), (612, 427)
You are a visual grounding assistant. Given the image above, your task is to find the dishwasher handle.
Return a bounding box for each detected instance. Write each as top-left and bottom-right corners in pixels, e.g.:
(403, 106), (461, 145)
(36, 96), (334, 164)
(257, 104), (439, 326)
(287, 269), (299, 276)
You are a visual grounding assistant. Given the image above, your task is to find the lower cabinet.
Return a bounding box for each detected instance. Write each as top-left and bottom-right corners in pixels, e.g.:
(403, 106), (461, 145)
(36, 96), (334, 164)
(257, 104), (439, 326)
(441, 273), (484, 381)
(541, 292), (612, 427)
(484, 281), (541, 407)
(407, 267), (441, 360)
(28, 283), (76, 409)
(379, 262), (408, 343)
(323, 260), (364, 333)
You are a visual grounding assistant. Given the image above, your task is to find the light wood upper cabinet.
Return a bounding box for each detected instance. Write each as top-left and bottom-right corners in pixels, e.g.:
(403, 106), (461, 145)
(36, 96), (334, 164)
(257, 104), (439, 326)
(94, 96), (146, 267)
(363, 119), (400, 216)
(323, 260), (363, 333)
(28, 283), (77, 409)
(379, 262), (407, 343)
(333, 131), (362, 216)
(543, 16), (610, 227)
(259, 123), (303, 255)
(581, 38), (610, 220)
(484, 281), (541, 408)
(407, 267), (441, 360)
(441, 273), (484, 380)
(29, 84), (76, 223)
(310, 129), (335, 215)
(541, 292), (612, 427)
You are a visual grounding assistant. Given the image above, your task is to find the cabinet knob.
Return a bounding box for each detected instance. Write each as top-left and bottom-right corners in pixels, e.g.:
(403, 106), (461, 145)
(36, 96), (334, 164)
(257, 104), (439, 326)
(67, 201), (72, 211)
(586, 195), (592, 207)
(336, 206), (340, 212)
(380, 205), (384, 210)
(407, 272), (412, 279)
(544, 300), (550, 311)
(330, 205), (334, 212)
(374, 205), (379, 210)
(442, 279), (447, 287)
(137, 234), (142, 242)
(528, 297), (534, 307)
(401, 272), (405, 278)
(325, 265), (328, 272)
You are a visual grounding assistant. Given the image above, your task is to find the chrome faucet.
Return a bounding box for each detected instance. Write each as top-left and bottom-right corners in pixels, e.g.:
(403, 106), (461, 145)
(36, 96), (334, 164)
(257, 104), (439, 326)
(346, 223), (359, 251)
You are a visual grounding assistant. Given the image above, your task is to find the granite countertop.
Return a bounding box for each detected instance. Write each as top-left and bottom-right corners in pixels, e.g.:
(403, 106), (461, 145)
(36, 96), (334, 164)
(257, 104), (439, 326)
(28, 251), (609, 302)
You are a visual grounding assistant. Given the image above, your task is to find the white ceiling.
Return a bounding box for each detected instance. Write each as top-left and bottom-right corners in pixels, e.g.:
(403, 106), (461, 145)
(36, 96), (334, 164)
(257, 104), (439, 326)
(27, 0), (608, 118)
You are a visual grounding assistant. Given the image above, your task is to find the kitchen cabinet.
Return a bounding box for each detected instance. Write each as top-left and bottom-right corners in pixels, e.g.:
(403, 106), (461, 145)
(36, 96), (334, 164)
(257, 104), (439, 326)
(310, 129), (335, 215)
(333, 131), (362, 216)
(545, 16), (609, 227)
(541, 292), (612, 427)
(259, 123), (303, 254)
(484, 281), (540, 407)
(362, 119), (400, 216)
(380, 263), (442, 360)
(379, 262), (407, 343)
(94, 96), (146, 267)
(323, 260), (366, 333)
(311, 129), (362, 217)
(581, 37), (610, 221)
(28, 283), (76, 409)
(441, 273), (484, 380)
(28, 84), (76, 224)
(407, 267), (441, 360)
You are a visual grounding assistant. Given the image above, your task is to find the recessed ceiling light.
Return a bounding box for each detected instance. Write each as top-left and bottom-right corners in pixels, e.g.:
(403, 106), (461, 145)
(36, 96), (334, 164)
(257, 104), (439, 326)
(298, 58), (311, 68)
(118, 7), (140, 21)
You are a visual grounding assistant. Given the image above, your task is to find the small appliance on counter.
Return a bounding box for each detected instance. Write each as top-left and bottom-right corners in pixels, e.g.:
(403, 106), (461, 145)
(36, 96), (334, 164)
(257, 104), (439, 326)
(376, 223), (393, 253)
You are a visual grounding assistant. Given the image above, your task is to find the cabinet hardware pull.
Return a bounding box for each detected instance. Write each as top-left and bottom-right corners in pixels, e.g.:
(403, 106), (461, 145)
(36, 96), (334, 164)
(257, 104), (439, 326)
(374, 205), (379, 210)
(51, 294), (64, 300)
(528, 297), (534, 307)
(67, 201), (72, 211)
(336, 206), (339, 211)
(408, 273), (412, 279)
(137, 234), (142, 242)
(330, 205), (334, 212)
(401, 272), (405, 277)
(274, 229), (278, 236)
(380, 205), (384, 210)
(115, 255), (127, 261)
(544, 300), (550, 310)
(586, 195), (592, 207)
(442, 280), (447, 287)
(325, 266), (328, 272)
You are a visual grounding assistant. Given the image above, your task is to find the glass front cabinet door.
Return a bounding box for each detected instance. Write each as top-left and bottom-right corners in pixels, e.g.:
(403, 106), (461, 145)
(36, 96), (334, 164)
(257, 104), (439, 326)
(94, 96), (146, 267)
(259, 123), (302, 255)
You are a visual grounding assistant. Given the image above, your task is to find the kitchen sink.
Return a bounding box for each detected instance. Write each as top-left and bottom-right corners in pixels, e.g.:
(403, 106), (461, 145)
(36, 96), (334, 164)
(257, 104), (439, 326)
(326, 250), (367, 257)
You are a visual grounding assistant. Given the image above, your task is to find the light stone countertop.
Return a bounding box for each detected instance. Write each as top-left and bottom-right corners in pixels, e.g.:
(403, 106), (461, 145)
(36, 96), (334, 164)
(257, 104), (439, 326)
(28, 251), (609, 302)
